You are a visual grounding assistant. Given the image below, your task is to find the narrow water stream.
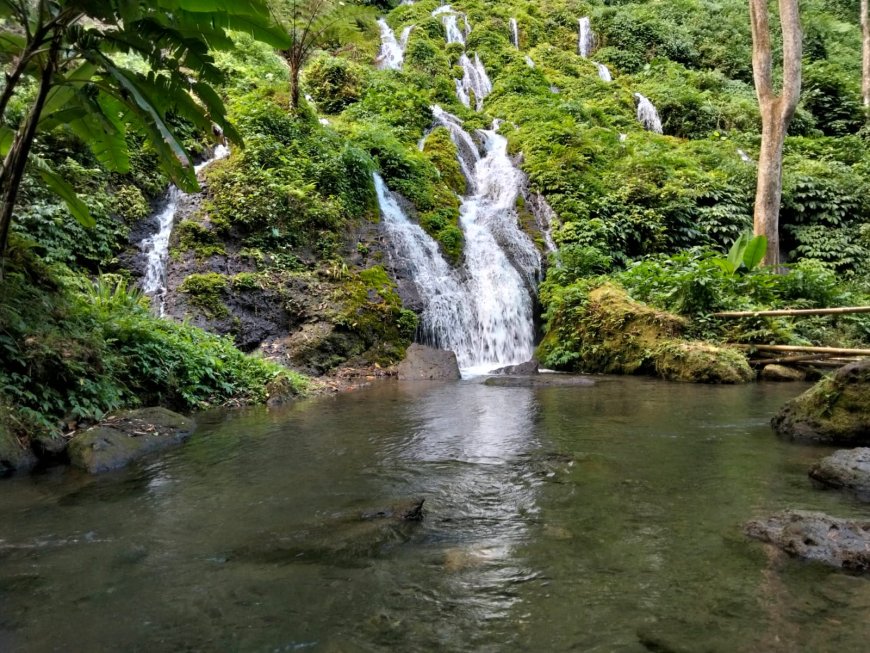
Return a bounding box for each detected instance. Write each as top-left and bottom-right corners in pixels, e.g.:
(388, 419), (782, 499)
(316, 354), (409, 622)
(1, 378), (869, 652)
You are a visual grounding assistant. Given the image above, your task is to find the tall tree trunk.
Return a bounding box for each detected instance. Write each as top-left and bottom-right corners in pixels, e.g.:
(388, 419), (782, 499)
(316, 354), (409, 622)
(862, 0), (870, 109)
(749, 0), (802, 269)
(0, 37), (59, 272)
(290, 62), (300, 109)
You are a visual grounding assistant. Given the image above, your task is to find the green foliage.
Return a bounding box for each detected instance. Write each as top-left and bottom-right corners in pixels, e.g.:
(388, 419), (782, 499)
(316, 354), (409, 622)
(711, 232), (767, 276)
(176, 220), (226, 259)
(179, 273), (230, 318)
(304, 54), (367, 114)
(0, 247), (306, 437)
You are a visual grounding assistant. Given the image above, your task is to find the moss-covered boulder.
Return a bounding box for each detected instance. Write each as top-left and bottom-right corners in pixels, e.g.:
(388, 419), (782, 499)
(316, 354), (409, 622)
(538, 283), (752, 383)
(772, 361), (870, 444)
(68, 407), (195, 474)
(0, 406), (37, 476)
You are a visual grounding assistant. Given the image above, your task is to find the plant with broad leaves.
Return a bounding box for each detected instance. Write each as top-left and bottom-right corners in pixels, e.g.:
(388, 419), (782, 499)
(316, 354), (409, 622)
(0, 0), (291, 271)
(712, 231), (768, 275)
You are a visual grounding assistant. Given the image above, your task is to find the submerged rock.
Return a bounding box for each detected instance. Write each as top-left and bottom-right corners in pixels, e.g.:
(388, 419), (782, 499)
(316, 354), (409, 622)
(809, 448), (870, 501)
(68, 407), (195, 474)
(231, 498), (425, 566)
(772, 360), (870, 444)
(761, 364), (806, 382)
(490, 359), (539, 375)
(745, 510), (870, 571)
(397, 344), (461, 381)
(484, 375), (594, 388)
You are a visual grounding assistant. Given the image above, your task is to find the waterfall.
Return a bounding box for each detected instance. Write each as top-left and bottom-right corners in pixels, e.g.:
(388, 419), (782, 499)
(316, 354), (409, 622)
(457, 53), (492, 111)
(376, 19), (413, 70)
(634, 93), (663, 134)
(374, 174), (476, 359)
(510, 18), (519, 49)
(382, 108), (541, 372)
(737, 149), (754, 164)
(433, 5), (492, 111)
(596, 62), (612, 82)
(140, 145), (230, 316)
(527, 193), (559, 254)
(524, 56), (535, 68)
(578, 17), (594, 58)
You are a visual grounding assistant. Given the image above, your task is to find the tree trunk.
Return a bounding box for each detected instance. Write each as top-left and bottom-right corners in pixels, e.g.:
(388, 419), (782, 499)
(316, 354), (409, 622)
(290, 62), (300, 110)
(0, 37), (59, 271)
(749, 0), (802, 269)
(862, 0), (870, 109)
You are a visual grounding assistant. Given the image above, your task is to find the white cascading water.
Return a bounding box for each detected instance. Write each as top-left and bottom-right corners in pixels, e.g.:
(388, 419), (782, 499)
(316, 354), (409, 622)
(510, 18), (519, 49)
(524, 56), (535, 68)
(425, 106), (541, 372)
(374, 173), (477, 357)
(596, 62), (612, 82)
(578, 17), (594, 58)
(737, 149), (754, 164)
(434, 5), (492, 112)
(140, 144), (230, 315)
(376, 19), (413, 71)
(634, 93), (663, 134)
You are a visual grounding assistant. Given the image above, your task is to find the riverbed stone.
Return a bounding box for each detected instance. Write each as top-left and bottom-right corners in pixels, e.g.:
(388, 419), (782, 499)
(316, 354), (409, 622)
(68, 407), (195, 474)
(491, 359), (539, 375)
(397, 344), (460, 381)
(809, 448), (870, 500)
(772, 360), (870, 444)
(745, 510), (870, 571)
(761, 364), (806, 382)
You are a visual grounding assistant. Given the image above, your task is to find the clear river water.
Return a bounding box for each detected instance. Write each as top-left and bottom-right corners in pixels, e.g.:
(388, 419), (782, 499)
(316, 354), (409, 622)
(2, 377), (870, 652)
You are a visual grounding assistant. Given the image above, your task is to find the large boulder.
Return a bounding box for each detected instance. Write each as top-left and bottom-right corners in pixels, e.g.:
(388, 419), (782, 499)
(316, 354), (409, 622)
(809, 448), (870, 500)
(0, 410), (37, 476)
(484, 375), (595, 388)
(761, 364), (806, 382)
(397, 344), (460, 381)
(745, 510), (870, 571)
(68, 407), (195, 474)
(772, 360), (870, 444)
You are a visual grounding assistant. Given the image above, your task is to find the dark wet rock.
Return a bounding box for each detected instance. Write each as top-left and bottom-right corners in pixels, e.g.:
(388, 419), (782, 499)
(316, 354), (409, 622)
(397, 344), (460, 381)
(809, 448), (870, 500)
(29, 432), (69, 464)
(491, 359), (539, 375)
(745, 510), (870, 571)
(0, 413), (37, 477)
(230, 498), (425, 566)
(68, 407), (195, 474)
(484, 374), (594, 388)
(772, 360), (870, 444)
(761, 364), (806, 382)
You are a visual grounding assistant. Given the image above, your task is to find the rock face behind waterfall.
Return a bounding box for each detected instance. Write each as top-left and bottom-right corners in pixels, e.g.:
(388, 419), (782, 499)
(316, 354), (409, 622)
(398, 344), (461, 381)
(745, 510), (870, 571)
(772, 360), (870, 444)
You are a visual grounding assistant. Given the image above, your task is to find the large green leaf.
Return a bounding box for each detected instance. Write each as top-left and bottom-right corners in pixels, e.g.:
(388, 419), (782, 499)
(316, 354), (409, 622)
(742, 235), (768, 270)
(32, 157), (95, 228)
(726, 232), (749, 275)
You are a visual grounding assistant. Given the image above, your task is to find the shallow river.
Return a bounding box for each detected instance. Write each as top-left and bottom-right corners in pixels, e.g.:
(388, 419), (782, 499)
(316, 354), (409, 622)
(2, 377), (870, 652)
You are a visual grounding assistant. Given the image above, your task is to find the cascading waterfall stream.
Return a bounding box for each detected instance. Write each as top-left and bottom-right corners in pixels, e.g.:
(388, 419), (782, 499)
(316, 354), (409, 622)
(434, 5), (491, 111)
(396, 107), (540, 373)
(376, 19), (413, 71)
(578, 17), (593, 58)
(510, 18), (519, 49)
(634, 93), (663, 133)
(596, 62), (612, 82)
(140, 144), (230, 316)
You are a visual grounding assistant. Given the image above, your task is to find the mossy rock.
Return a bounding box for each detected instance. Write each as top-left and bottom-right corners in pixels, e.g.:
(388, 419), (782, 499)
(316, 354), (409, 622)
(68, 407), (195, 474)
(772, 361), (870, 445)
(654, 341), (754, 384)
(0, 406), (37, 476)
(538, 283), (751, 383)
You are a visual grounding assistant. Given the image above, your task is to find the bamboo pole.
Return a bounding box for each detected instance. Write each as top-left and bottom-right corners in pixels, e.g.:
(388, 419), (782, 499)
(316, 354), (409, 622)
(732, 344), (870, 356)
(713, 306), (870, 318)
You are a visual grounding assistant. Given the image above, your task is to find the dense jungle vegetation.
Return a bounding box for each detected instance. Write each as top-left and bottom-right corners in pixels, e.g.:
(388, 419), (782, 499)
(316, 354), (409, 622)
(1, 0), (869, 448)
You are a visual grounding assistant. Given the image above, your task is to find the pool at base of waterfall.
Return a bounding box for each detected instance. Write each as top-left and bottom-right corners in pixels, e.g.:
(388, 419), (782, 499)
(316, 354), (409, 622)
(1, 377), (869, 652)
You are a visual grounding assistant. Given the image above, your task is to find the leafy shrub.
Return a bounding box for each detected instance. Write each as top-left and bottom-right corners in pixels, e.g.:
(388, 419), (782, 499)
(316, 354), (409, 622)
(304, 54), (367, 114)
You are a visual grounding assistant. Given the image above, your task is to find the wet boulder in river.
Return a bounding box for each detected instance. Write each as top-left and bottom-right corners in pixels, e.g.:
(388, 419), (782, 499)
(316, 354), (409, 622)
(809, 448), (870, 501)
(398, 344), (461, 381)
(745, 510), (870, 571)
(772, 360), (870, 445)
